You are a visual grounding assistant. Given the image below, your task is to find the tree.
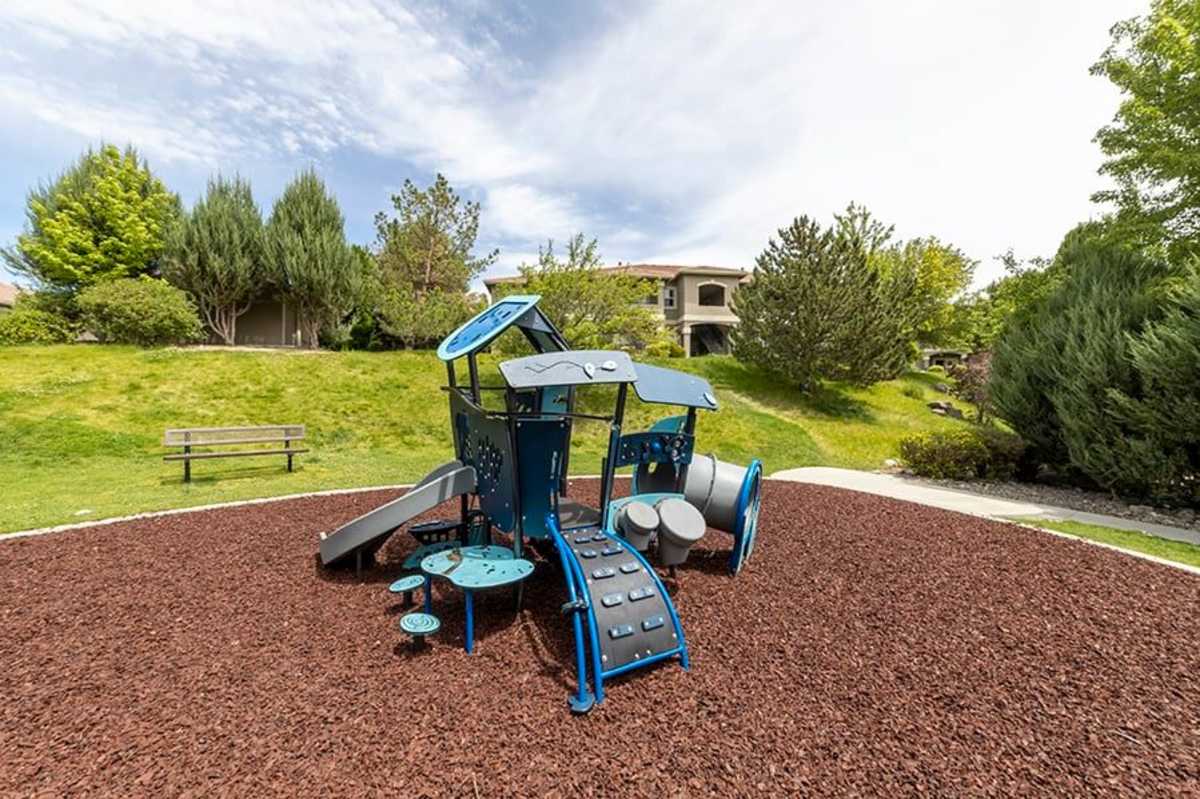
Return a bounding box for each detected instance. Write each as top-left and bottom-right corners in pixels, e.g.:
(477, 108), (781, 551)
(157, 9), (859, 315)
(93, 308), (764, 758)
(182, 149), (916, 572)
(833, 204), (971, 356)
(2, 144), (180, 290)
(886, 238), (976, 347)
(732, 212), (915, 391)
(943, 250), (1063, 351)
(264, 170), (361, 349)
(371, 174), (495, 348)
(990, 239), (1192, 499)
(494, 234), (680, 356)
(947, 351), (993, 424)
(1109, 259), (1200, 501)
(377, 284), (485, 349)
(1091, 0), (1200, 259)
(373, 173), (497, 295)
(162, 175), (266, 345)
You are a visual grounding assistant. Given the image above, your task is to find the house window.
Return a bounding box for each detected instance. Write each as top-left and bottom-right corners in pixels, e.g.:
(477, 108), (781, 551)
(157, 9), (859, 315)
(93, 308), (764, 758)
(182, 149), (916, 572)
(698, 283), (725, 307)
(663, 286), (677, 309)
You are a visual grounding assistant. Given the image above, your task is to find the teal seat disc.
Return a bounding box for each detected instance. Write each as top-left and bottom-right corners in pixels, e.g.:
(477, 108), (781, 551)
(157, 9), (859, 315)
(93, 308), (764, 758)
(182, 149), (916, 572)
(388, 574), (425, 594)
(400, 612), (441, 636)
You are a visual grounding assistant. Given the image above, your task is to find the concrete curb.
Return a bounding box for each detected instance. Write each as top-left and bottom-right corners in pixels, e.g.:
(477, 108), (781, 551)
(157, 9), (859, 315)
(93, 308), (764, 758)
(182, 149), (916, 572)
(1012, 522), (1200, 577)
(769, 468), (1199, 578)
(1, 483), (416, 541)
(1, 474), (613, 541)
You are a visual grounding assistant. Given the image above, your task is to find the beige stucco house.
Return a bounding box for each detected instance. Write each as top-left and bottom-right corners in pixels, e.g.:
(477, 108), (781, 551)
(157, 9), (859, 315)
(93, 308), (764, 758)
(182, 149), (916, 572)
(0, 282), (19, 314)
(484, 264), (750, 356)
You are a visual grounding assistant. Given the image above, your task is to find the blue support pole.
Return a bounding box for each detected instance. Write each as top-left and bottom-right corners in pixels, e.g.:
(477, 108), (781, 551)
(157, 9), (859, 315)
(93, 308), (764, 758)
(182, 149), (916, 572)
(547, 516), (595, 714)
(464, 590), (475, 654)
(423, 575), (433, 614)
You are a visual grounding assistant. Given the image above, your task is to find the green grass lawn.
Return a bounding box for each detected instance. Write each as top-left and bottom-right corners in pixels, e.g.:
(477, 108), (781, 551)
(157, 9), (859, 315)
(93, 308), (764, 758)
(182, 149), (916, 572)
(1016, 517), (1200, 570)
(0, 345), (969, 533)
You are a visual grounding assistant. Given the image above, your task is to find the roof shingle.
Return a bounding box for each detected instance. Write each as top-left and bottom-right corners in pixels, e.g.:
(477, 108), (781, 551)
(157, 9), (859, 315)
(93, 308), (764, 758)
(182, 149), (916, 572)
(483, 263), (748, 287)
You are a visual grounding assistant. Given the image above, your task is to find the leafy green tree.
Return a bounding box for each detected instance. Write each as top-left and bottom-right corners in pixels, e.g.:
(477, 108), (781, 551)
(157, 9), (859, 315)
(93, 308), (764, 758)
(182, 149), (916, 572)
(733, 212), (915, 390)
(495, 234), (680, 356)
(371, 174), (496, 348)
(162, 175), (266, 345)
(886, 238), (976, 346)
(1091, 0), (1200, 259)
(944, 250), (1063, 351)
(264, 170), (361, 349)
(2, 144), (180, 289)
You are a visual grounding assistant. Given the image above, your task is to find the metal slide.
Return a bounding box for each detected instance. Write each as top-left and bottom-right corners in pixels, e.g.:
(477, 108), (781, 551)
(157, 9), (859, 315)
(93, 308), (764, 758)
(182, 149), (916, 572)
(318, 461), (477, 568)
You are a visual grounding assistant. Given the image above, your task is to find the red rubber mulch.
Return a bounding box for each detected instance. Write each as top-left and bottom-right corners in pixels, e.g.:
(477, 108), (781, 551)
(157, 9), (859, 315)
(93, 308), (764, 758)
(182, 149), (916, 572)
(1, 479), (1198, 796)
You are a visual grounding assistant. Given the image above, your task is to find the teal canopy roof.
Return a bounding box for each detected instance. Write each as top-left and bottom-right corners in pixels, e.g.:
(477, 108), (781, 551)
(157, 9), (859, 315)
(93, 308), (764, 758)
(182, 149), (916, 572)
(436, 295), (568, 361)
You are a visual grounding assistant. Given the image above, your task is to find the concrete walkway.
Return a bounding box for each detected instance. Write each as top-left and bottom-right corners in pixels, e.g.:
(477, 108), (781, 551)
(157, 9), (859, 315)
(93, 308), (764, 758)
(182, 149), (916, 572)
(770, 467), (1200, 547)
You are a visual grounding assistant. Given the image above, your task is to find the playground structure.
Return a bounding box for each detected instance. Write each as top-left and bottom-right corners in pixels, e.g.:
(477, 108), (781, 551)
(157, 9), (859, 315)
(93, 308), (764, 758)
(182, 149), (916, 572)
(318, 294), (763, 713)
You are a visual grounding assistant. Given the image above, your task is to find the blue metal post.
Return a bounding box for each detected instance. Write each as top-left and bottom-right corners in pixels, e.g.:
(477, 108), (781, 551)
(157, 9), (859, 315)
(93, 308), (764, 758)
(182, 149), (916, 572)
(547, 516), (595, 713)
(464, 590), (474, 654)
(423, 575), (433, 614)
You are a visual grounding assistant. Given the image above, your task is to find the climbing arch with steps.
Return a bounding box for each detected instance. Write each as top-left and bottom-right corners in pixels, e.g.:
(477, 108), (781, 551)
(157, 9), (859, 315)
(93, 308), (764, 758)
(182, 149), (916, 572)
(552, 518), (688, 710)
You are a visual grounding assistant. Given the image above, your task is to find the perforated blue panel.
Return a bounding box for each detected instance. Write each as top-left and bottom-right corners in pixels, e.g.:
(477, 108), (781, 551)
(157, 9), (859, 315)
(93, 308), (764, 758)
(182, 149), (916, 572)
(450, 391), (516, 532)
(437, 295), (540, 361)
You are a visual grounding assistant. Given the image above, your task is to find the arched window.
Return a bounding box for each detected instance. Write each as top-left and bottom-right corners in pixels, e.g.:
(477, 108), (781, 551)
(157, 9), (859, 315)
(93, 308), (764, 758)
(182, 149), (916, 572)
(698, 283), (725, 307)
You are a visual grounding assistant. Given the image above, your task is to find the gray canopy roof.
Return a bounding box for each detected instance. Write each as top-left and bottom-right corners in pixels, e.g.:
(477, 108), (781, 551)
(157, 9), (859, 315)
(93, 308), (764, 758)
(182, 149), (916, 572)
(632, 363), (718, 410)
(498, 351), (718, 410)
(499, 350), (637, 389)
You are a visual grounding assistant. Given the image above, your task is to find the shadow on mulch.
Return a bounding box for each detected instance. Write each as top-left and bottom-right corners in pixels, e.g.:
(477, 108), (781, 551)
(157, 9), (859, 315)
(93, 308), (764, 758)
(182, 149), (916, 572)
(1, 479), (1198, 796)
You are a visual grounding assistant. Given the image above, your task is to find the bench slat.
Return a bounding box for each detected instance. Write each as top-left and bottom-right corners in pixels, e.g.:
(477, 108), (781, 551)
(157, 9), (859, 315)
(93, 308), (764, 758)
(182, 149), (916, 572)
(164, 425), (305, 446)
(163, 435), (306, 448)
(164, 448), (310, 462)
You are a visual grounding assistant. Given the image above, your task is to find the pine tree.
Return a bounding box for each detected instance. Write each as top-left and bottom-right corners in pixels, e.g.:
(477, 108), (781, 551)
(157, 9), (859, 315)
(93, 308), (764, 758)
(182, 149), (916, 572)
(371, 173), (496, 348)
(163, 175), (266, 345)
(991, 239), (1188, 499)
(264, 170), (361, 349)
(1111, 260), (1200, 502)
(732, 211), (915, 390)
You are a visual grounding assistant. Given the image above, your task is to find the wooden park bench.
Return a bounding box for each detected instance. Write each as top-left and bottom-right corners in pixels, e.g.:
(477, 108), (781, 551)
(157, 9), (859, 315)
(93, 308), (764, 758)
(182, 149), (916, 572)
(163, 425), (308, 483)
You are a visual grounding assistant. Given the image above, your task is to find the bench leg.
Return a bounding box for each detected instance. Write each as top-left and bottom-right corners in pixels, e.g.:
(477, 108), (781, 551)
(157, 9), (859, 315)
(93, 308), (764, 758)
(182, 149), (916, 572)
(465, 590), (474, 654)
(287, 453), (294, 472)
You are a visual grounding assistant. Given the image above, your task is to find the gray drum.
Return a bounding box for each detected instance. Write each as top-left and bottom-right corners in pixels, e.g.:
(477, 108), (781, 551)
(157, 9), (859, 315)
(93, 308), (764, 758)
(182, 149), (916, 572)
(683, 453), (751, 533)
(616, 500), (658, 551)
(655, 498), (706, 567)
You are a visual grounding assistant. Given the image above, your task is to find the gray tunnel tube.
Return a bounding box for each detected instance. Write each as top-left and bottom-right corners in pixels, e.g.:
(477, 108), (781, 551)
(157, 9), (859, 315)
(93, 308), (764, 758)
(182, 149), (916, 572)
(681, 454), (751, 533)
(634, 454), (753, 533)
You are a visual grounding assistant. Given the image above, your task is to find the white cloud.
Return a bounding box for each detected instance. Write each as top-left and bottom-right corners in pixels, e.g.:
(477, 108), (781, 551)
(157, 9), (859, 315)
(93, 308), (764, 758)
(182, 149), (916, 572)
(0, 0), (1150, 287)
(484, 183), (585, 242)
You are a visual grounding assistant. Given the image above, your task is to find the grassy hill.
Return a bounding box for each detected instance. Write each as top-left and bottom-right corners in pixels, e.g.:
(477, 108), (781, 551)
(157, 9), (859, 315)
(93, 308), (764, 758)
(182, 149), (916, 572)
(0, 345), (968, 532)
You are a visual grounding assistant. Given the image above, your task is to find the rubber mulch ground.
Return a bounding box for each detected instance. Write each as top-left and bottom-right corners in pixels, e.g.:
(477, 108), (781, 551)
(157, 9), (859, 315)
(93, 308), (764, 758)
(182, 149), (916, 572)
(2, 479), (1198, 797)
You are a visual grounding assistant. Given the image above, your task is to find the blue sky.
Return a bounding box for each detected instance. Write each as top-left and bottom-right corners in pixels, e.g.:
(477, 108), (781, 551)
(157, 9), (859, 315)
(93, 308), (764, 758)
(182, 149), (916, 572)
(0, 0), (1144, 289)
